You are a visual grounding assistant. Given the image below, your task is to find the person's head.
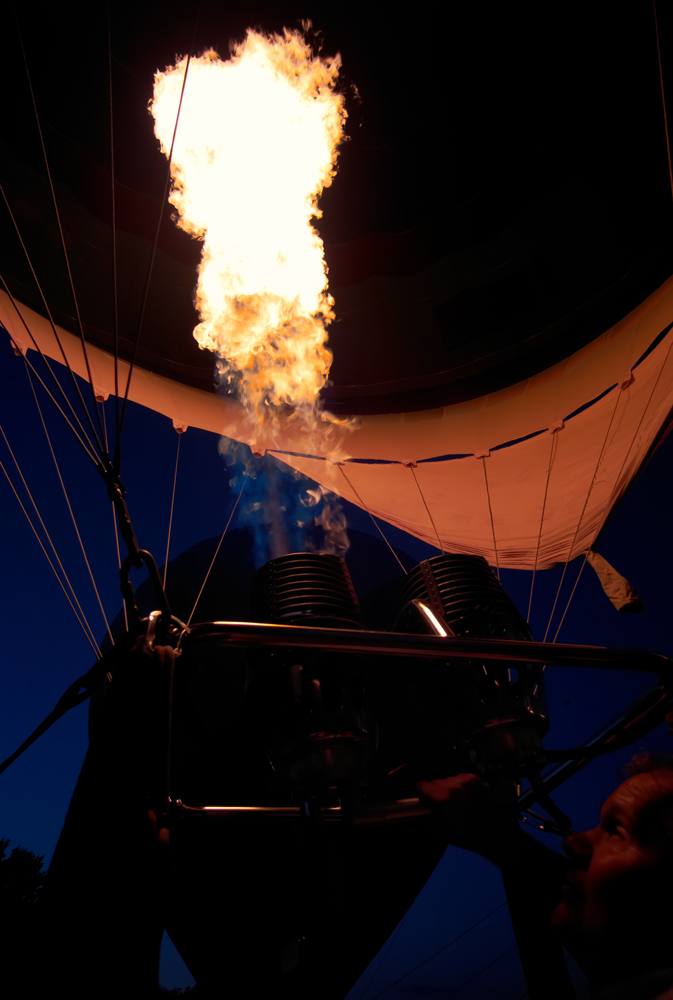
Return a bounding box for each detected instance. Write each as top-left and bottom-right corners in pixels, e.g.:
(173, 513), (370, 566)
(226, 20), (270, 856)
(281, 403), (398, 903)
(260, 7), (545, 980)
(552, 753), (673, 987)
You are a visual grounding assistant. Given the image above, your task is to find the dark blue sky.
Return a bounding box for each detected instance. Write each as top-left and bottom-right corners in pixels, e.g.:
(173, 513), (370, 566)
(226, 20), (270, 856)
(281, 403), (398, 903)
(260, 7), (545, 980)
(1, 2), (673, 992)
(1, 331), (672, 993)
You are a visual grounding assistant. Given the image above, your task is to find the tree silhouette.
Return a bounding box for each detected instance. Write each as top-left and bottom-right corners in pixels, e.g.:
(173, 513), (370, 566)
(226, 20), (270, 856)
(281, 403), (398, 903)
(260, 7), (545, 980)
(0, 837), (46, 909)
(0, 837), (47, 998)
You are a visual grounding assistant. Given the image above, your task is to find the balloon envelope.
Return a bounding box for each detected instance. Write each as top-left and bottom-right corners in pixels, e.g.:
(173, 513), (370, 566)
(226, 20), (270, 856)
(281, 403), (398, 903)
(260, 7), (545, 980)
(2, 4), (673, 568)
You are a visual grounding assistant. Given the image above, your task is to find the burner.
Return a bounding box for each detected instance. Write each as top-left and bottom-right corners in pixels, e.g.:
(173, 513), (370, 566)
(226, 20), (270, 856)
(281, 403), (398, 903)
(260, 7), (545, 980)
(394, 554), (548, 779)
(247, 553), (369, 796)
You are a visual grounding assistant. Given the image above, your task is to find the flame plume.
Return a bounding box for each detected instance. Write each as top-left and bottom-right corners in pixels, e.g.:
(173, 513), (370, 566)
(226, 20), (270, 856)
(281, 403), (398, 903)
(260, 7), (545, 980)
(151, 30), (346, 420)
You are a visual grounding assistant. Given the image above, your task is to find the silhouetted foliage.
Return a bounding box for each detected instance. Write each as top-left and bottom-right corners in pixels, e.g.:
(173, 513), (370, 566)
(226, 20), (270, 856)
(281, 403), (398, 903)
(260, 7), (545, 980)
(0, 837), (46, 913)
(0, 837), (48, 998)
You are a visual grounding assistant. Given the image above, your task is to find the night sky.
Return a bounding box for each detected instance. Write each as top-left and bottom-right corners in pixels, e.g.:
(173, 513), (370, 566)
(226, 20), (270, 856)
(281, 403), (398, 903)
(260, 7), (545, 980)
(1, 337), (672, 994)
(2, 2), (673, 995)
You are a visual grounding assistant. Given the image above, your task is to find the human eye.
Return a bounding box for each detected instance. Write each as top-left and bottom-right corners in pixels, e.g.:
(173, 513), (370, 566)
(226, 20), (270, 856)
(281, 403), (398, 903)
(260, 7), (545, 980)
(602, 816), (623, 837)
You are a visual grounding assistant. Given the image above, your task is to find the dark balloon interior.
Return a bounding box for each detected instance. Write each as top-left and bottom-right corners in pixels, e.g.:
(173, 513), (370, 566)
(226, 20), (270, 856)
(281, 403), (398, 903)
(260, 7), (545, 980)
(3, 2), (672, 414)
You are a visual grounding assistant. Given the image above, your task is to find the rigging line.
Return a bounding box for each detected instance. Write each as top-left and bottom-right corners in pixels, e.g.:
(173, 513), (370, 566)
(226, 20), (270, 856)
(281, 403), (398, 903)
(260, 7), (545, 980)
(24, 363), (115, 647)
(338, 464), (407, 575)
(553, 336), (673, 643)
(186, 476), (247, 627)
(552, 549), (598, 645)
(359, 911), (412, 1000)
(163, 432), (182, 589)
(368, 901), (508, 1000)
(19, 350), (101, 469)
(119, 6), (201, 444)
(102, 398), (127, 635)
(0, 251), (103, 466)
(112, 498), (128, 633)
(0, 425), (101, 654)
(481, 456), (500, 581)
(107, 7), (120, 441)
(527, 431), (559, 624)
(100, 396), (109, 455)
(543, 383), (624, 643)
(654, 0), (673, 204)
(11, 14), (108, 457)
(447, 945), (518, 998)
(0, 455), (101, 657)
(408, 464), (444, 554)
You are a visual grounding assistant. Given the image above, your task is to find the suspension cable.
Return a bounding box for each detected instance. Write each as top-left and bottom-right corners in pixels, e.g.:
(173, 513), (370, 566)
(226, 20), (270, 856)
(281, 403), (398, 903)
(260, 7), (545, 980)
(163, 432), (182, 589)
(543, 0), (673, 641)
(359, 909), (412, 1000)
(527, 429), (560, 624)
(654, 0), (673, 204)
(338, 464), (407, 574)
(0, 425), (100, 653)
(107, 8), (121, 440)
(24, 364), (114, 646)
(0, 451), (100, 657)
(14, 345), (102, 469)
(118, 7), (201, 446)
(368, 901), (508, 999)
(446, 946), (518, 998)
(543, 383), (624, 642)
(480, 455), (500, 581)
(186, 476), (247, 626)
(407, 463), (444, 554)
(11, 13), (107, 457)
(553, 335), (673, 640)
(0, 265), (103, 468)
(101, 399), (126, 634)
(111, 496), (128, 633)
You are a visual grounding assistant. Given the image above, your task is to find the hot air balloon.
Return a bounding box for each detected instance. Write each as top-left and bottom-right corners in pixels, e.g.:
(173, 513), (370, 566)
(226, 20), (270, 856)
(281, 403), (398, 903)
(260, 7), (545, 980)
(1, 3), (673, 997)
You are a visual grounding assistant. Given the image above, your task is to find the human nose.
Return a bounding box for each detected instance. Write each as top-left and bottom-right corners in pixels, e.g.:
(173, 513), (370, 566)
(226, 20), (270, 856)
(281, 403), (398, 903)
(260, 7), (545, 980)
(562, 829), (593, 870)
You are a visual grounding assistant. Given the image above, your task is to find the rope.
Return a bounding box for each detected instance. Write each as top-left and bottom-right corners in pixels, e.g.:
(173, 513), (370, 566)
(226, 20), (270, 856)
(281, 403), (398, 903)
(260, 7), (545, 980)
(543, 383), (624, 642)
(481, 456), (500, 581)
(11, 13), (107, 457)
(359, 909), (412, 1000)
(0, 638), (139, 777)
(112, 498), (128, 633)
(0, 451), (100, 657)
(447, 946), (518, 997)
(367, 901), (508, 999)
(119, 7), (201, 441)
(527, 430), (559, 624)
(408, 464), (444, 554)
(0, 675), (91, 778)
(24, 364), (114, 646)
(163, 432), (182, 589)
(654, 0), (673, 204)
(0, 267), (102, 468)
(543, 7), (673, 642)
(338, 464), (407, 574)
(187, 477), (247, 626)
(553, 336), (673, 641)
(107, 8), (120, 440)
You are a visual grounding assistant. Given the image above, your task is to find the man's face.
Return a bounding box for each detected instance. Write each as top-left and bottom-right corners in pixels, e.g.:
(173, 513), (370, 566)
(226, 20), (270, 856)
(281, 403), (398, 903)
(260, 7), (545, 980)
(552, 771), (673, 974)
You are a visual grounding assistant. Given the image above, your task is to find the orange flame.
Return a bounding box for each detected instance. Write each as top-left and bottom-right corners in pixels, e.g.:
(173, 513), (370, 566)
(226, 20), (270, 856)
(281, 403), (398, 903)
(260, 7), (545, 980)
(151, 30), (346, 419)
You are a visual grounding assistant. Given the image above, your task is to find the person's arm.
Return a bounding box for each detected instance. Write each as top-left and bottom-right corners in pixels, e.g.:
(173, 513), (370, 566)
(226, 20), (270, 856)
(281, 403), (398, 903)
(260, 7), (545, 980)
(417, 772), (568, 879)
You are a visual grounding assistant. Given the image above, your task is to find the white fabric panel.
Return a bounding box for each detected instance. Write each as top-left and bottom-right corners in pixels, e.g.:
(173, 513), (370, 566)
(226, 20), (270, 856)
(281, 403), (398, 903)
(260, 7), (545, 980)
(2, 275), (672, 568)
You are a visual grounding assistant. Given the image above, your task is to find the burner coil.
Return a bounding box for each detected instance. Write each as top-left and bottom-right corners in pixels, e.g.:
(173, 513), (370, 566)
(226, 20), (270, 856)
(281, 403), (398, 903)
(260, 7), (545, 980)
(251, 552), (362, 629)
(400, 554), (530, 640)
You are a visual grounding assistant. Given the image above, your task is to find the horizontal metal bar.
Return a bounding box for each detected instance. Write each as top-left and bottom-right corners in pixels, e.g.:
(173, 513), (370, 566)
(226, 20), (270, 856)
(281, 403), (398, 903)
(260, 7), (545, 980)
(173, 798), (432, 826)
(182, 621), (673, 677)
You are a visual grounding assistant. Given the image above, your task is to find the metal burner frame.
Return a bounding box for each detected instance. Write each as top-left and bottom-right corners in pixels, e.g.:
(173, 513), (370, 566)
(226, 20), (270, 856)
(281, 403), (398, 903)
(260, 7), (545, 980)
(161, 618), (673, 829)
